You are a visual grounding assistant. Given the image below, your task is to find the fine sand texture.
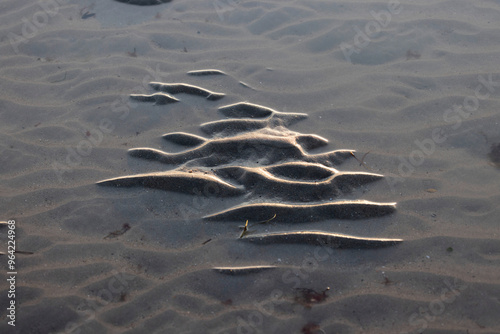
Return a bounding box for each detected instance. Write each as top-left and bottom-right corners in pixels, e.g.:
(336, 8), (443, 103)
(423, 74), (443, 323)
(1, 0), (500, 333)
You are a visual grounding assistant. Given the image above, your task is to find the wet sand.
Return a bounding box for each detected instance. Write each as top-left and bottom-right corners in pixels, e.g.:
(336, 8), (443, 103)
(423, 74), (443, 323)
(0, 0), (499, 333)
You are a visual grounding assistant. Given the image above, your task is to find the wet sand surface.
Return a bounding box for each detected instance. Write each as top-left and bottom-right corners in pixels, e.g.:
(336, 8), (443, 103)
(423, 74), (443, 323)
(0, 0), (499, 333)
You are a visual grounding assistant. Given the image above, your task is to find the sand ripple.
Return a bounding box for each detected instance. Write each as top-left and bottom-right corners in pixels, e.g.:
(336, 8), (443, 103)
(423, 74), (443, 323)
(98, 72), (400, 253)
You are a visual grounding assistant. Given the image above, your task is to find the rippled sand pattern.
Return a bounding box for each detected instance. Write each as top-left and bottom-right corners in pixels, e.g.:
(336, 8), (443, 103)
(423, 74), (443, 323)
(1, 0), (500, 333)
(99, 72), (401, 249)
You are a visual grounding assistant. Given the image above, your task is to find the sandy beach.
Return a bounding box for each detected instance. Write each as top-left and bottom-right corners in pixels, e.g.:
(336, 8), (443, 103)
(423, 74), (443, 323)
(1, 0), (499, 333)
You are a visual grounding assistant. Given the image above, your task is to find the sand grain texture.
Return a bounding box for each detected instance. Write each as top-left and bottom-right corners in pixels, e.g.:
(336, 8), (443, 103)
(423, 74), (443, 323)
(1, 0), (499, 333)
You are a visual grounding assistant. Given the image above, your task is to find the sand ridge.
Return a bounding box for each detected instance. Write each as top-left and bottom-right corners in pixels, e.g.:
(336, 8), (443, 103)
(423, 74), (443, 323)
(99, 74), (400, 251)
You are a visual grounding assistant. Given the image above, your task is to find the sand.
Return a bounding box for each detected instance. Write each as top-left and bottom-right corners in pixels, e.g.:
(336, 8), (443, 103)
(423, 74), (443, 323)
(0, 0), (499, 333)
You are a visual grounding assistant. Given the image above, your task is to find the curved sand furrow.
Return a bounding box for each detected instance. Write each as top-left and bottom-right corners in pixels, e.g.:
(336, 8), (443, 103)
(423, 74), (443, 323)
(127, 130), (354, 167)
(97, 170), (246, 197)
(204, 200), (396, 222)
(214, 166), (382, 201)
(149, 82), (226, 101)
(241, 231), (402, 249)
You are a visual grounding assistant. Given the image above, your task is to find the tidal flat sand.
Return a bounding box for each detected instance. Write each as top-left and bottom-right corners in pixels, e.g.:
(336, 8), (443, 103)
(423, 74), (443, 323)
(0, 0), (500, 333)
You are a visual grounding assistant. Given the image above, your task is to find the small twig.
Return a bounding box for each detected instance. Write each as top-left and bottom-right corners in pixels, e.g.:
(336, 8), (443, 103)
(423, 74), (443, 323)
(239, 220), (249, 239)
(239, 214), (277, 239)
(350, 151), (371, 170)
(202, 238), (212, 245)
(254, 213), (277, 226)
